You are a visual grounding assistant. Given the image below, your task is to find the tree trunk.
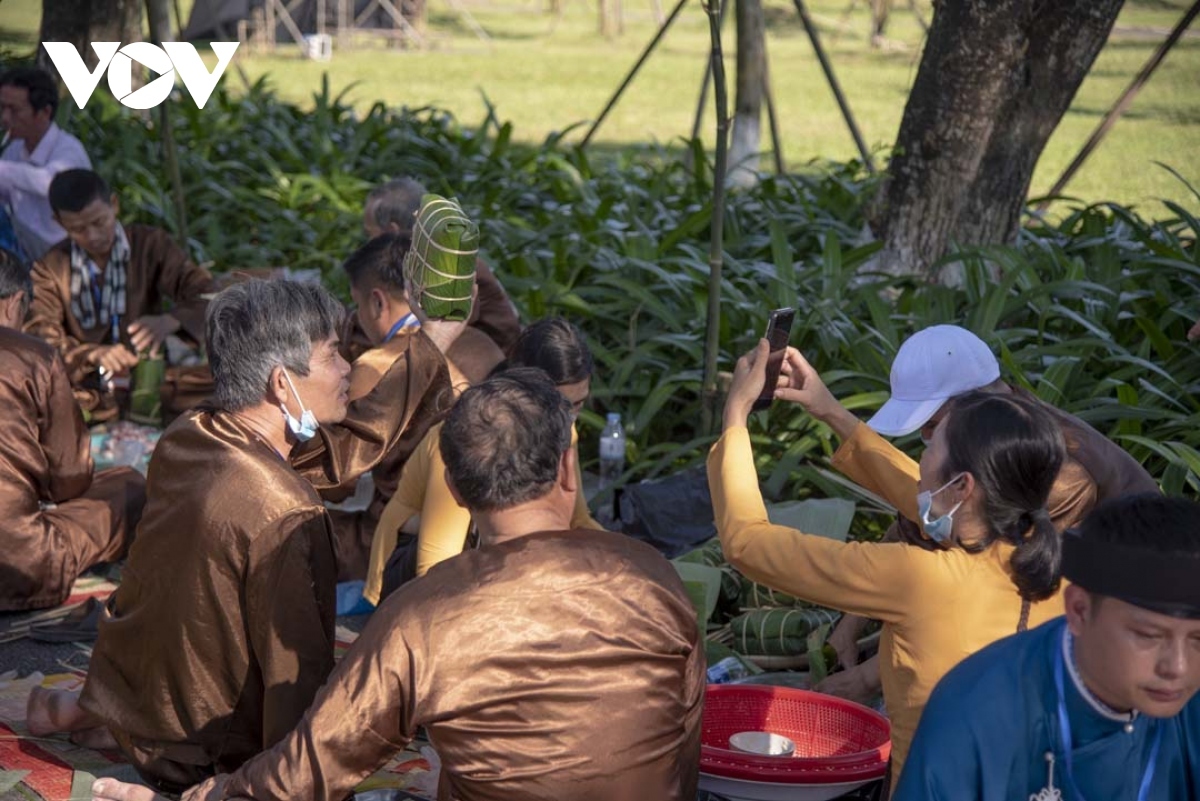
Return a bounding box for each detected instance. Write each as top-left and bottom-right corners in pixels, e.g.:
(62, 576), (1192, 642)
(729, 0), (765, 187)
(870, 0), (1125, 279)
(38, 0), (142, 74)
(953, 0), (1124, 248)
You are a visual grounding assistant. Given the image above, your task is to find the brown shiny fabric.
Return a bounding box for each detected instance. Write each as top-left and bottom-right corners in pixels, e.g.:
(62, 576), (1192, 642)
(470, 258), (520, 354)
(79, 408), (338, 793)
(295, 329), (452, 581)
(185, 529), (704, 801)
(0, 328), (145, 611)
(339, 258), (520, 365)
(1010, 386), (1160, 500)
(25, 224), (217, 389)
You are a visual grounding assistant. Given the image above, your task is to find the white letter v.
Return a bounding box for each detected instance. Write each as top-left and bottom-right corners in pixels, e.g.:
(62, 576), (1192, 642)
(164, 42), (239, 110)
(42, 43), (120, 109)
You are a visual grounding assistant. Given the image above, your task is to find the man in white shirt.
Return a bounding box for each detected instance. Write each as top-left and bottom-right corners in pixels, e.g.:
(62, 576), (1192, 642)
(0, 67), (91, 260)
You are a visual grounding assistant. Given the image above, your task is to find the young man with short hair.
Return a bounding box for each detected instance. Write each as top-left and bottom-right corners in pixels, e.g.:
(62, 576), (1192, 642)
(26, 169), (217, 419)
(894, 493), (1200, 800)
(361, 176), (521, 354)
(0, 67), (91, 259)
(292, 233), (462, 580)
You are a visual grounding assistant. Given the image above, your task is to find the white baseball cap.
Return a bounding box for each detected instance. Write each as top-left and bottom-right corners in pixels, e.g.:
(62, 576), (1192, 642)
(867, 325), (1001, 437)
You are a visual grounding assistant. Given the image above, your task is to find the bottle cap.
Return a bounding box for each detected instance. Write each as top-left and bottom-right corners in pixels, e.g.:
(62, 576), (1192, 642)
(606, 412), (621, 424)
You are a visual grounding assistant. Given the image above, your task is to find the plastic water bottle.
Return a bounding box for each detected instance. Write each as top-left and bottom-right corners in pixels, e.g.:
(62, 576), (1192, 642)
(598, 412), (626, 490)
(706, 656), (752, 684)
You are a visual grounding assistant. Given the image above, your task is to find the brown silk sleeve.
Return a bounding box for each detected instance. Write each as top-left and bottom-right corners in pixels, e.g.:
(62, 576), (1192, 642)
(213, 602), (417, 801)
(150, 230), (216, 345)
(471, 259), (521, 353)
(244, 510), (337, 750)
(27, 254), (98, 384)
(292, 332), (450, 493)
(40, 351), (93, 501)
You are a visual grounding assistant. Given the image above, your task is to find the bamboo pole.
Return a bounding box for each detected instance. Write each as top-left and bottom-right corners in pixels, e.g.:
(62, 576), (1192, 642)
(145, 0), (189, 248)
(791, 0), (876, 173)
(701, 0), (730, 436)
(580, 0), (690, 149)
(1039, 0), (1200, 209)
(690, 0), (731, 144)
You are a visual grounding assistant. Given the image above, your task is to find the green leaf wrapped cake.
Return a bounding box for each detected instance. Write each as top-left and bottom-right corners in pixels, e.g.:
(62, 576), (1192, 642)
(128, 357), (165, 426)
(730, 607), (841, 656)
(403, 193), (479, 321)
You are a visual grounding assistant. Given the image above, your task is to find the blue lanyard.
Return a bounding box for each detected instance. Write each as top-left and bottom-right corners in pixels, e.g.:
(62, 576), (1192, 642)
(1054, 645), (1162, 801)
(87, 262), (120, 342)
(87, 262), (104, 313)
(383, 313), (418, 343)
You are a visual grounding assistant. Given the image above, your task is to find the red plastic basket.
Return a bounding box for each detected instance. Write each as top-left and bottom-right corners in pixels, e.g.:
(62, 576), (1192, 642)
(700, 684), (891, 785)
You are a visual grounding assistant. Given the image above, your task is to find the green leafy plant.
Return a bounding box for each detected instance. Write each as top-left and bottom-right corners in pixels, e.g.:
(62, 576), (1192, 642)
(71, 80), (1200, 527)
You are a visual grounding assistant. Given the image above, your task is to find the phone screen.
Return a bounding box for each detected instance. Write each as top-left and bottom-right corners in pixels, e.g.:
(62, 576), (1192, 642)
(752, 307), (795, 412)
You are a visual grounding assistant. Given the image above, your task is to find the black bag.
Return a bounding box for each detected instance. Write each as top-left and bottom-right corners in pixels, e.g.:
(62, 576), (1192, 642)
(615, 465), (717, 559)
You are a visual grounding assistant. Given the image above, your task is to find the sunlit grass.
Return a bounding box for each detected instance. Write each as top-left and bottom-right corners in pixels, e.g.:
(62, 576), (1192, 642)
(2, 0), (1197, 214)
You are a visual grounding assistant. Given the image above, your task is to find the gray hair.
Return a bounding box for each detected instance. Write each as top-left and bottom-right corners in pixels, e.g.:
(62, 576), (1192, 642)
(206, 279), (344, 411)
(366, 177), (426, 236)
(0, 247), (32, 318)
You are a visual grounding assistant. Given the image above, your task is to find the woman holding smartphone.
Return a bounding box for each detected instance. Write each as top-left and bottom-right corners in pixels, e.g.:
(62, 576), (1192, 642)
(709, 338), (1069, 792)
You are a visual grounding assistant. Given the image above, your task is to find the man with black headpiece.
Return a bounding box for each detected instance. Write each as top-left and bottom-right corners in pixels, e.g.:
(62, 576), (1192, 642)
(894, 493), (1200, 800)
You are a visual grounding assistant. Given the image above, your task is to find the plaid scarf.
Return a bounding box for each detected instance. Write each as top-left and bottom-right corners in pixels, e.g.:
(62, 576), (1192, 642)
(69, 223), (129, 335)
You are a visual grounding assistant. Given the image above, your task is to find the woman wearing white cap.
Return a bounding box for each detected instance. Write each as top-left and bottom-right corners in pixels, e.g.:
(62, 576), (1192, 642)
(709, 338), (1071, 791)
(803, 324), (1157, 705)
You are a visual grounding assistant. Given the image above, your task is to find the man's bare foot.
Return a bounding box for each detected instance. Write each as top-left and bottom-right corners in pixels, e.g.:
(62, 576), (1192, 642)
(91, 778), (168, 801)
(71, 725), (119, 750)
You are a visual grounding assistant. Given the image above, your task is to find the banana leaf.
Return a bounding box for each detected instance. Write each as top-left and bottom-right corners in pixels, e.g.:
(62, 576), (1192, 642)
(730, 607), (841, 657)
(128, 357), (165, 426)
(403, 194), (478, 321)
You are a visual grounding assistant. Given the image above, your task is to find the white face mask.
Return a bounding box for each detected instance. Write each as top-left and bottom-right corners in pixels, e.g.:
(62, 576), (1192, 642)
(916, 473), (966, 544)
(279, 368), (319, 442)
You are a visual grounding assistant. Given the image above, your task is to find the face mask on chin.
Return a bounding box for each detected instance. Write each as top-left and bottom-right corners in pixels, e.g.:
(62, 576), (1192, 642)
(916, 473), (967, 544)
(279, 368), (319, 442)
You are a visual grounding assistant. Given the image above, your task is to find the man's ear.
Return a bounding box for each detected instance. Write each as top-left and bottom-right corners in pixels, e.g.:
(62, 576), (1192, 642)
(110, 194), (120, 219)
(559, 446), (578, 495)
(444, 467), (468, 510)
(1064, 584), (1091, 637)
(265, 365), (288, 407)
(1, 292), (24, 325)
(385, 221), (403, 235)
(369, 286), (389, 319)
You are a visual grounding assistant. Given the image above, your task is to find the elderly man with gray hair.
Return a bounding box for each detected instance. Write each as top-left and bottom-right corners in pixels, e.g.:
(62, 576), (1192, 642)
(26, 279), (451, 794)
(0, 247), (145, 611)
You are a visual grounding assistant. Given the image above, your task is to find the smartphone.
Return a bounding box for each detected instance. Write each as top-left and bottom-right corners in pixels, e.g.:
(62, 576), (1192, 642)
(752, 307), (795, 412)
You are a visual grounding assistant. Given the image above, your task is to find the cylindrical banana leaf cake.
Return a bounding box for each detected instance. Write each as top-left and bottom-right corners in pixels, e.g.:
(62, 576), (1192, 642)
(128, 357), (166, 426)
(403, 194), (478, 321)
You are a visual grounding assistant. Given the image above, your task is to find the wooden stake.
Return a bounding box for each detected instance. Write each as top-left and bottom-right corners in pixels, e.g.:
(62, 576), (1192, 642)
(145, 0), (189, 247)
(1040, 0), (1200, 209)
(581, 0), (690, 149)
(701, 0), (730, 436)
(792, 0), (876, 173)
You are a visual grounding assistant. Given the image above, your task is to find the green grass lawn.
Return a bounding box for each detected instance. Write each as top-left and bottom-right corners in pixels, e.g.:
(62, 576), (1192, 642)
(3, 0), (1198, 216)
